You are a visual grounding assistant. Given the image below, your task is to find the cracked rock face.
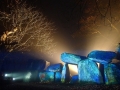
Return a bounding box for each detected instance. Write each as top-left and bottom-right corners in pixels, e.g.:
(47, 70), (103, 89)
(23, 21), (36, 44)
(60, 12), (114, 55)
(78, 59), (103, 84)
(104, 63), (120, 85)
(61, 52), (87, 64)
(88, 50), (116, 64)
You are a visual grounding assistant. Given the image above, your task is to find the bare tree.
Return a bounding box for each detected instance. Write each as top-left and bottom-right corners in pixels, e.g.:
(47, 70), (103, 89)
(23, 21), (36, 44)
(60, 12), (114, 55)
(69, 0), (120, 47)
(0, 0), (56, 54)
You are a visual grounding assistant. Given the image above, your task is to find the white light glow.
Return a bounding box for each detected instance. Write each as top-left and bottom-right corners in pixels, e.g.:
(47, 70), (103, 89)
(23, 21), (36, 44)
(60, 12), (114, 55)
(5, 74), (8, 77)
(97, 63), (100, 68)
(4, 73), (12, 77)
(68, 64), (78, 75)
(13, 78), (16, 80)
(25, 72), (31, 79)
(44, 60), (50, 70)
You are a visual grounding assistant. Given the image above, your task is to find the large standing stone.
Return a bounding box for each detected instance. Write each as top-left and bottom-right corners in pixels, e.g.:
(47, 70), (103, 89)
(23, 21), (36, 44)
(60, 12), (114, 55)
(55, 72), (61, 83)
(78, 59), (103, 84)
(61, 52), (87, 64)
(61, 63), (70, 83)
(88, 50), (116, 64)
(46, 63), (63, 72)
(39, 71), (54, 83)
(104, 63), (120, 85)
(70, 75), (78, 84)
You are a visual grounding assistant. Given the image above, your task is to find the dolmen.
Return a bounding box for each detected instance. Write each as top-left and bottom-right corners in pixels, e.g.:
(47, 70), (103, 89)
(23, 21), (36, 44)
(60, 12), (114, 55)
(61, 50), (120, 85)
(39, 63), (63, 83)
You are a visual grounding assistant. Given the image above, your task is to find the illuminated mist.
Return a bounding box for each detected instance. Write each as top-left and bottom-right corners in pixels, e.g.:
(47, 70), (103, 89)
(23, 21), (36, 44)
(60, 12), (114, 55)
(29, 0), (120, 76)
(33, 23), (120, 76)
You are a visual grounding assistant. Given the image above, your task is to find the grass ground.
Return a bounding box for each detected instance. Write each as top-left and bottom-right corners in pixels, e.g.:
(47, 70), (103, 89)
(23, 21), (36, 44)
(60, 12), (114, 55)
(1, 82), (120, 90)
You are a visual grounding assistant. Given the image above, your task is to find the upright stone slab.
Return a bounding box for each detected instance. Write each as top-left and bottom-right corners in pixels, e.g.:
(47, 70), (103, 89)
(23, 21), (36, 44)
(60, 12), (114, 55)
(88, 50), (116, 64)
(78, 59), (103, 84)
(61, 52), (87, 64)
(39, 71), (54, 83)
(70, 75), (78, 84)
(104, 63), (120, 85)
(61, 63), (70, 83)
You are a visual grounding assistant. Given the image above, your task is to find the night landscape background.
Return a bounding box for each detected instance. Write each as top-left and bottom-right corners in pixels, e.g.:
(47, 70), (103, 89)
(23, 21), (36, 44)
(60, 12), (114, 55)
(27, 0), (120, 75)
(0, 0), (120, 89)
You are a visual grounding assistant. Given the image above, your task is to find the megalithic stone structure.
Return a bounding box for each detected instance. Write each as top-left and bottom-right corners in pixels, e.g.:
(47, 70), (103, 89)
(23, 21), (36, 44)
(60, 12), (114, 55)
(78, 59), (103, 84)
(46, 63), (63, 83)
(87, 50), (120, 84)
(39, 71), (54, 83)
(46, 63), (63, 72)
(88, 50), (116, 64)
(61, 63), (70, 83)
(60, 50), (120, 85)
(61, 52), (87, 64)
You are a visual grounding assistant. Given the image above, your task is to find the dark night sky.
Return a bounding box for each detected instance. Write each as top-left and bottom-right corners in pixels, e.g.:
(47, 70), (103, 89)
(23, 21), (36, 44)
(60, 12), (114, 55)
(32, 0), (78, 42)
(27, 0), (81, 49)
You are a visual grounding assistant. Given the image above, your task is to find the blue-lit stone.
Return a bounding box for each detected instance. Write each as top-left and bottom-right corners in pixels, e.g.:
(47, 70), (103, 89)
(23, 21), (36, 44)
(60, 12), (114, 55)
(55, 72), (61, 82)
(61, 52), (87, 64)
(39, 71), (54, 83)
(0, 52), (46, 73)
(46, 63), (63, 72)
(70, 75), (78, 84)
(104, 63), (120, 85)
(61, 63), (70, 83)
(88, 50), (116, 64)
(78, 59), (103, 84)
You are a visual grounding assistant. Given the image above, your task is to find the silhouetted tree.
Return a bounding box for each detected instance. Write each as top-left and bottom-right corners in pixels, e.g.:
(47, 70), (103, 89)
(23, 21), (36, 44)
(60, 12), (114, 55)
(70, 0), (120, 45)
(0, 0), (56, 54)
